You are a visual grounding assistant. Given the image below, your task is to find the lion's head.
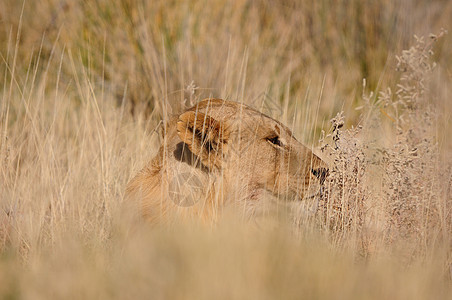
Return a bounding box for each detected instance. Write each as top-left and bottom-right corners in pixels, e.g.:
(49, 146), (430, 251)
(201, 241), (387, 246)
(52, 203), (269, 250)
(126, 98), (328, 223)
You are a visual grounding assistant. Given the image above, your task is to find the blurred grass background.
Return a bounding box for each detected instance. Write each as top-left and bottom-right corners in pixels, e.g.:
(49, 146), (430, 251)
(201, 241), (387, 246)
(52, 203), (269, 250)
(0, 0), (452, 299)
(2, 0), (451, 126)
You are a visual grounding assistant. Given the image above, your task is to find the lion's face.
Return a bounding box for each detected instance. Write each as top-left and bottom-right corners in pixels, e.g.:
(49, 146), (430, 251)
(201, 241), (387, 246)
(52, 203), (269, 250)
(176, 99), (328, 202)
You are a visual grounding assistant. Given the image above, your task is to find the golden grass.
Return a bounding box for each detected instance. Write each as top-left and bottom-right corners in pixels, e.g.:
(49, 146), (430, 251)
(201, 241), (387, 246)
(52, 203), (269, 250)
(1, 0), (452, 299)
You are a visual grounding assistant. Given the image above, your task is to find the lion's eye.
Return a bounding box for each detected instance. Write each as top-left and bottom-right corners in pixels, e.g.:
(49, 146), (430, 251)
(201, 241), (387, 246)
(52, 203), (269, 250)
(267, 136), (283, 147)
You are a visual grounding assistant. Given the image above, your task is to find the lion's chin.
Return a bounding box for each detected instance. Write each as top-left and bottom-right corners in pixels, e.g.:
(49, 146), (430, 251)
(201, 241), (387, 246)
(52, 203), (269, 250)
(292, 185), (325, 216)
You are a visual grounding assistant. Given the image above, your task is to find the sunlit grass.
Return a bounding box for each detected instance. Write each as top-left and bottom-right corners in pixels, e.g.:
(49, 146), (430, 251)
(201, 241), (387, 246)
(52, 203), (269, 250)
(0, 1), (451, 299)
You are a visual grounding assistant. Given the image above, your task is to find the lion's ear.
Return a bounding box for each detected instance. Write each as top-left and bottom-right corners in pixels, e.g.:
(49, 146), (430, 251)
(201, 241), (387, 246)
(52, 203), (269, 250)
(176, 111), (229, 170)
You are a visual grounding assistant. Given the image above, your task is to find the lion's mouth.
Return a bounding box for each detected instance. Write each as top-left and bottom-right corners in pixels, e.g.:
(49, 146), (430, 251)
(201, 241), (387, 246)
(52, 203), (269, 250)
(300, 181), (325, 200)
(305, 185), (325, 200)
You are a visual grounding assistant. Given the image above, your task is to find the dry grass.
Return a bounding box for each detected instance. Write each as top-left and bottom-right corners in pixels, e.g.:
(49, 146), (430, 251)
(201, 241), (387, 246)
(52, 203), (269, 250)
(1, 0), (452, 299)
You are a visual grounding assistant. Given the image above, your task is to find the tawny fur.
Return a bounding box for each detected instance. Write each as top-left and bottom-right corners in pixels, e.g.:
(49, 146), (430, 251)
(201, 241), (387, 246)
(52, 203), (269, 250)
(125, 98), (328, 224)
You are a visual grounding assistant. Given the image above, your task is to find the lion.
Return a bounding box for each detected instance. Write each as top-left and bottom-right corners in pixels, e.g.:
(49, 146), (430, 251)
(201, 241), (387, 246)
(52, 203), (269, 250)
(125, 98), (328, 224)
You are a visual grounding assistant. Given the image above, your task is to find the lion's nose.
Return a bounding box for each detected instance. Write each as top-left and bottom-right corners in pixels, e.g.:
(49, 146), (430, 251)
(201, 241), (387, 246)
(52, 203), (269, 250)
(311, 167), (329, 184)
